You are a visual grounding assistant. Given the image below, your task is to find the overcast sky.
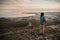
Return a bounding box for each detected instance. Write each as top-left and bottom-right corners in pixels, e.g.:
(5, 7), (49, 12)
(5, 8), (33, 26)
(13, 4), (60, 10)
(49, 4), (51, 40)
(0, 0), (60, 17)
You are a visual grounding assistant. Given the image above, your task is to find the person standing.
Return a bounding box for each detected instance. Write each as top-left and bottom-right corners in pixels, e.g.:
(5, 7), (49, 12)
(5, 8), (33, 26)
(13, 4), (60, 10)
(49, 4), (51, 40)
(40, 12), (46, 34)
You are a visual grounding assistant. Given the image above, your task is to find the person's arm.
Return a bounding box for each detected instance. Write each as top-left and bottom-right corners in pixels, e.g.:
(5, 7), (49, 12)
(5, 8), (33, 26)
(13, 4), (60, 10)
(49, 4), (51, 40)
(44, 17), (47, 23)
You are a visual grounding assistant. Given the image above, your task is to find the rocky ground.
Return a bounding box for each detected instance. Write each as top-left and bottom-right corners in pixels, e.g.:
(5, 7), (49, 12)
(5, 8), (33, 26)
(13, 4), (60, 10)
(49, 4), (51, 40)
(0, 25), (60, 40)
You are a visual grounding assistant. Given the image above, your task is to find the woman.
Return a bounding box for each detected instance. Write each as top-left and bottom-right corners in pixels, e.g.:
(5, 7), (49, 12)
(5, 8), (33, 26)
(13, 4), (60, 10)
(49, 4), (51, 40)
(40, 12), (47, 34)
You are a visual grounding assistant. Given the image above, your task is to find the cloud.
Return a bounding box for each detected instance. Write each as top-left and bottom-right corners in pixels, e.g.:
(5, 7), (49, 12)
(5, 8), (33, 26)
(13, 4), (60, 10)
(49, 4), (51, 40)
(0, 0), (60, 17)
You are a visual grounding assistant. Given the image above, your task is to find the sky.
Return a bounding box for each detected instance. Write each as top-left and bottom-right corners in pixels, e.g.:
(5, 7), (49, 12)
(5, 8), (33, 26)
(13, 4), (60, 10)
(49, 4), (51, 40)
(0, 0), (60, 17)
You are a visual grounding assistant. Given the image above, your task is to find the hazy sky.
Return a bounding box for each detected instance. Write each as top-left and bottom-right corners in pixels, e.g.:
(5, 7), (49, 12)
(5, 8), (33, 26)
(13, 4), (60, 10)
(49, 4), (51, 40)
(0, 0), (60, 17)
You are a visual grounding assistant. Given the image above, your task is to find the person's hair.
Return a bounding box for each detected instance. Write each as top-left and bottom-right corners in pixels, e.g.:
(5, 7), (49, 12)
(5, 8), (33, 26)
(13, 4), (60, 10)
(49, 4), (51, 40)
(40, 12), (44, 16)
